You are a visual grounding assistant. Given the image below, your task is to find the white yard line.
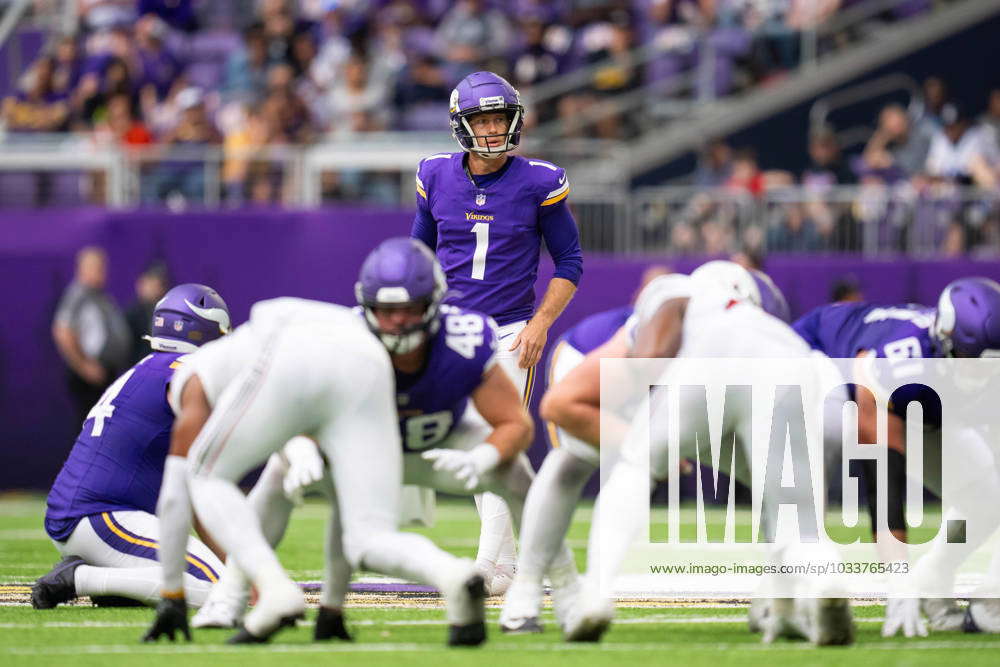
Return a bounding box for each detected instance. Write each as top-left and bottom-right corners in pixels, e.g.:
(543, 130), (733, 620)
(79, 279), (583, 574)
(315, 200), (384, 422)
(0, 616), (889, 630)
(4, 639), (998, 656)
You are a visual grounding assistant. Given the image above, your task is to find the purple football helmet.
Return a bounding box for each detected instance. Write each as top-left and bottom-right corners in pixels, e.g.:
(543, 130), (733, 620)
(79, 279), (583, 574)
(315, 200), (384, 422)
(147, 283), (230, 354)
(449, 71), (524, 158)
(932, 277), (1000, 358)
(750, 269), (791, 322)
(355, 237), (447, 354)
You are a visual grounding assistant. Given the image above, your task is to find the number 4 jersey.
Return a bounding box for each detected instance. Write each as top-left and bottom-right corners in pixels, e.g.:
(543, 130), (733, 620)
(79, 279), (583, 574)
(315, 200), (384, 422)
(44, 351), (183, 541)
(393, 304), (499, 453)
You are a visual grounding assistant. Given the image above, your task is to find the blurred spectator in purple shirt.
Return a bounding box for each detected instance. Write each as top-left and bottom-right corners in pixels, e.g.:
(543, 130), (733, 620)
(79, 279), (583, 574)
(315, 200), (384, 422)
(78, 0), (136, 34)
(137, 0), (199, 33)
(2, 56), (70, 132)
(511, 14), (562, 88)
(135, 14), (185, 101)
(51, 35), (83, 99)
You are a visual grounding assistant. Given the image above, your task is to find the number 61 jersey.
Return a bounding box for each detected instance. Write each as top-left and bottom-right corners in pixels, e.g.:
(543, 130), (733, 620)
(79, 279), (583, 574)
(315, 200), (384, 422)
(396, 304), (499, 453)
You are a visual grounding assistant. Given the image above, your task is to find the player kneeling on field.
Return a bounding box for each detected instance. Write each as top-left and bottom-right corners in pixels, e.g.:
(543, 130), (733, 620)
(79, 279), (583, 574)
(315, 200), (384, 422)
(34, 284), (230, 610)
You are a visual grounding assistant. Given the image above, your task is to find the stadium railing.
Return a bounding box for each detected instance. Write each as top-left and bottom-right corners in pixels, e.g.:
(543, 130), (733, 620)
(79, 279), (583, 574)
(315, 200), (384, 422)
(606, 185), (1000, 257)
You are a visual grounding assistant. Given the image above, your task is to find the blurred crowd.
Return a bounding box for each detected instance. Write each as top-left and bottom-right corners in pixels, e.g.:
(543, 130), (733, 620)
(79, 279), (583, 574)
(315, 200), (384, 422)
(645, 78), (1000, 256)
(1, 0), (938, 206)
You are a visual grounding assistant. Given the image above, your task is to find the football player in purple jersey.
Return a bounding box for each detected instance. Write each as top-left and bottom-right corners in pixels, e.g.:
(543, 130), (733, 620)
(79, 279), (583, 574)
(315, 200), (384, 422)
(189, 239), (580, 637)
(411, 70), (583, 591)
(33, 284), (230, 612)
(795, 278), (1000, 637)
(148, 290), (489, 646)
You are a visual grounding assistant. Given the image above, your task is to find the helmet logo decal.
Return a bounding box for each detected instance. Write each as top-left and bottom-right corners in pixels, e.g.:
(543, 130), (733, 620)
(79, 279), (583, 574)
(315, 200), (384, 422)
(183, 299), (231, 333)
(478, 95), (505, 110)
(449, 89), (460, 113)
(476, 193), (486, 206)
(154, 316), (164, 327)
(173, 320), (184, 331)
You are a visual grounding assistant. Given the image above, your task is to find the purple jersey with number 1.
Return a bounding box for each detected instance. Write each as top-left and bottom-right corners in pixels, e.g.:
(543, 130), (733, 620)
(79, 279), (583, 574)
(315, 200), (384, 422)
(45, 351), (183, 541)
(412, 152), (582, 326)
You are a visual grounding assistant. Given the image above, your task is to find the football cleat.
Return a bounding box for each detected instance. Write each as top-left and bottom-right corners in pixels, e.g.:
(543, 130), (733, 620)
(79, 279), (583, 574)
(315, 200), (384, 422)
(499, 616), (543, 634)
(562, 594), (614, 642)
(747, 598), (770, 634)
(922, 597), (965, 631)
(31, 556), (84, 609)
(314, 606), (352, 641)
(812, 598), (855, 646)
(191, 590), (246, 629)
(963, 599), (1000, 633)
(229, 579), (305, 644)
(447, 572), (487, 647)
(142, 597), (191, 642)
(551, 577), (582, 633)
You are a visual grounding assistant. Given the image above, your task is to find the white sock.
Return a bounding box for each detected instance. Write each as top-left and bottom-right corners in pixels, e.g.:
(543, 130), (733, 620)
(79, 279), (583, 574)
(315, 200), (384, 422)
(474, 492), (516, 569)
(517, 448), (594, 588)
(190, 476), (291, 592)
(74, 565), (214, 606)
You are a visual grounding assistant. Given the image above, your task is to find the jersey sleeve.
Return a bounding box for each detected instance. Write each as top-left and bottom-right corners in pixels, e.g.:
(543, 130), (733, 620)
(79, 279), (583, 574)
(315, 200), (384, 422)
(411, 157), (441, 249)
(529, 160), (581, 284)
(527, 159), (570, 208)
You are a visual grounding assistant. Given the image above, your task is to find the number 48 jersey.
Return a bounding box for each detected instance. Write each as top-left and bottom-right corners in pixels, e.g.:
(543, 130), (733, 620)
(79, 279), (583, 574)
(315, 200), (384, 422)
(396, 304), (499, 452)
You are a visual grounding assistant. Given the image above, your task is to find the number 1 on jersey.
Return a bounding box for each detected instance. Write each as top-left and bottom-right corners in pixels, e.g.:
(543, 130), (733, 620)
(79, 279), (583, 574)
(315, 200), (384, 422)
(471, 222), (489, 280)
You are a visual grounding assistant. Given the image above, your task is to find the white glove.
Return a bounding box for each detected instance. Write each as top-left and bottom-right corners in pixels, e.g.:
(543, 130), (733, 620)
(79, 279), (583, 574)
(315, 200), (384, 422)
(882, 598), (928, 638)
(421, 444), (501, 491)
(281, 436), (325, 504)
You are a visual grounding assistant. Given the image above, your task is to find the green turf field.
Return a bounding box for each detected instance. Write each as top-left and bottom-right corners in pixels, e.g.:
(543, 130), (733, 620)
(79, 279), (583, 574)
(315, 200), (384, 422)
(2, 495), (998, 666)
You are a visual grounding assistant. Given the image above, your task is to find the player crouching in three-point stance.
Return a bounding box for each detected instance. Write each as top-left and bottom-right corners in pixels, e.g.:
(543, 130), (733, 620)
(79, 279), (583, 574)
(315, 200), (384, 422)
(34, 284), (230, 611)
(191, 238), (581, 635)
(412, 70), (583, 593)
(143, 295), (487, 646)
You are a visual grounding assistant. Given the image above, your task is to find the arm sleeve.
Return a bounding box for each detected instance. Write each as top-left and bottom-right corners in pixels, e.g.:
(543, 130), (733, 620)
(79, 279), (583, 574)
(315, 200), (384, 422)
(411, 205), (437, 250)
(539, 199), (583, 286)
